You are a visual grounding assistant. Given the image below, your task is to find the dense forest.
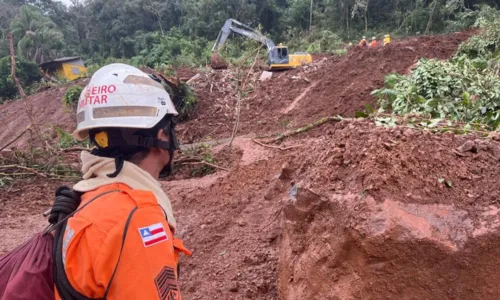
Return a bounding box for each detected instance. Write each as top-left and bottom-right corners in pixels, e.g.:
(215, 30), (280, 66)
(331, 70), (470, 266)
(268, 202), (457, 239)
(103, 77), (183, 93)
(0, 0), (498, 128)
(1, 0), (498, 69)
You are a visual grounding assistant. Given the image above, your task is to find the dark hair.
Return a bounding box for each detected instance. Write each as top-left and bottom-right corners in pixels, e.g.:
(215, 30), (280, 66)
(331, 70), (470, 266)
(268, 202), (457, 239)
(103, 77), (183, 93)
(127, 148), (150, 164)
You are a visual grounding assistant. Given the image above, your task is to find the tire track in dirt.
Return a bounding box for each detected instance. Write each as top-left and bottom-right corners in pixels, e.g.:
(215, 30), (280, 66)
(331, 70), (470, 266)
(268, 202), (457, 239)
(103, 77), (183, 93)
(281, 81), (320, 114)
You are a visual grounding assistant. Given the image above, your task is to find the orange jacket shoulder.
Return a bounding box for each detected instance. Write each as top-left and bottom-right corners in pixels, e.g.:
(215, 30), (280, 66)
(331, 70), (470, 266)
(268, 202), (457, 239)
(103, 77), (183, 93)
(61, 183), (182, 299)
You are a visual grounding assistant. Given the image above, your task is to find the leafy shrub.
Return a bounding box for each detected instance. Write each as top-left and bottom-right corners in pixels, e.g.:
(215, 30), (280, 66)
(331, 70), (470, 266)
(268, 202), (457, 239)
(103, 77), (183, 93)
(219, 36), (266, 66)
(182, 143), (216, 177)
(372, 58), (500, 130)
(0, 56), (42, 101)
(456, 5), (500, 59)
(135, 28), (211, 69)
(55, 126), (90, 149)
(84, 64), (100, 77)
(63, 85), (83, 107)
(444, 9), (478, 33)
(373, 7), (500, 131)
(285, 29), (343, 54)
(456, 24), (500, 59)
(172, 82), (197, 121)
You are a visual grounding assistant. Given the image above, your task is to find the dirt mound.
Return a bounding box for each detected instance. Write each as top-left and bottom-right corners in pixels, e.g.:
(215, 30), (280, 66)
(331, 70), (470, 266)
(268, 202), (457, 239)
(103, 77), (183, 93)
(288, 119), (500, 208)
(280, 188), (500, 299)
(181, 31), (473, 142)
(2, 30), (498, 300)
(168, 120), (500, 299)
(0, 179), (65, 254)
(176, 70), (238, 142)
(163, 138), (284, 299)
(1, 121), (499, 299)
(0, 82), (85, 150)
(288, 31), (473, 124)
(275, 120), (500, 299)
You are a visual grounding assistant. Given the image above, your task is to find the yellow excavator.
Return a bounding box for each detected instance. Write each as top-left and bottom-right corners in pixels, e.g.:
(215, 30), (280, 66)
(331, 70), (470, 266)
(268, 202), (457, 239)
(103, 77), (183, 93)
(212, 19), (312, 70)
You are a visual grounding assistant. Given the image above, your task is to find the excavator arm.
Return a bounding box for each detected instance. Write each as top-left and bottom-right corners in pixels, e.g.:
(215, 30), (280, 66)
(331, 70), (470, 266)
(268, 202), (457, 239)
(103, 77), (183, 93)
(212, 19), (276, 52)
(212, 19), (289, 65)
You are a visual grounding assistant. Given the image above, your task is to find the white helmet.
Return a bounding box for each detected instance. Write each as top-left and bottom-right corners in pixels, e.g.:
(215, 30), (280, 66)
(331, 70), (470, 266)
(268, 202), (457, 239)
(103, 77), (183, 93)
(73, 63), (178, 141)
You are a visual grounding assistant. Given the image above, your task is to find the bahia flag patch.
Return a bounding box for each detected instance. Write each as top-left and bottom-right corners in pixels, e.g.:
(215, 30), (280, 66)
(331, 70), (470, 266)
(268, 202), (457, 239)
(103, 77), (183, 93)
(138, 223), (168, 247)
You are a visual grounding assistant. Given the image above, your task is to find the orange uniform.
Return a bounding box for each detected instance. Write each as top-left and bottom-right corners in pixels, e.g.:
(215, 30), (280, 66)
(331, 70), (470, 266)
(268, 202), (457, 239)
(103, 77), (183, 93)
(55, 183), (191, 300)
(371, 40), (377, 47)
(359, 39), (367, 47)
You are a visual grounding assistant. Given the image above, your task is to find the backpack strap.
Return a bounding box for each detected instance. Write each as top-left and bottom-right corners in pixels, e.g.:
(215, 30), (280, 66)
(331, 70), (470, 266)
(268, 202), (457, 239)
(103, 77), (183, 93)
(102, 206), (138, 299)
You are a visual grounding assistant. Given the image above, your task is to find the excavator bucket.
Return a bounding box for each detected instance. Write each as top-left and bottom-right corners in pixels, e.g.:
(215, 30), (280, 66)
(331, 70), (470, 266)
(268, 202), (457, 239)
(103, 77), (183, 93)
(210, 53), (228, 70)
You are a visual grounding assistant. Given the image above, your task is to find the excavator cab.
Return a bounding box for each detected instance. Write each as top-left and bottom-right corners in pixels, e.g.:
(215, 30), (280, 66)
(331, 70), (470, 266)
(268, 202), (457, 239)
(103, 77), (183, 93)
(277, 45), (288, 60)
(268, 44), (289, 66)
(269, 44), (312, 70)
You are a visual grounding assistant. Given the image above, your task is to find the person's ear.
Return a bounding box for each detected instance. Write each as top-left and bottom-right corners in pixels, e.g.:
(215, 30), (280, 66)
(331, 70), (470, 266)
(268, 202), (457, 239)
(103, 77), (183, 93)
(155, 128), (171, 163)
(157, 128), (169, 142)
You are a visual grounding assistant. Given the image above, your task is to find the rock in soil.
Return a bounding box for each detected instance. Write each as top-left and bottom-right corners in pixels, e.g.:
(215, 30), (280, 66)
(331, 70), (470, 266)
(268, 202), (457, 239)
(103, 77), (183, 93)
(458, 140), (477, 153)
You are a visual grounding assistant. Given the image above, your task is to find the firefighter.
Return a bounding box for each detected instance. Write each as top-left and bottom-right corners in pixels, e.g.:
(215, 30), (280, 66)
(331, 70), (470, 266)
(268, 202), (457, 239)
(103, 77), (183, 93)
(359, 36), (368, 47)
(55, 63), (191, 300)
(370, 37), (377, 47)
(384, 34), (391, 46)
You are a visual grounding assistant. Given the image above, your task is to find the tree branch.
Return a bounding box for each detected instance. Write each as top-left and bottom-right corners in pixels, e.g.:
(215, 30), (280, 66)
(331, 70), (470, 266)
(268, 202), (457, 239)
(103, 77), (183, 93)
(61, 146), (93, 153)
(229, 47), (263, 148)
(0, 127), (30, 152)
(264, 116), (343, 143)
(7, 33), (26, 97)
(251, 138), (304, 151)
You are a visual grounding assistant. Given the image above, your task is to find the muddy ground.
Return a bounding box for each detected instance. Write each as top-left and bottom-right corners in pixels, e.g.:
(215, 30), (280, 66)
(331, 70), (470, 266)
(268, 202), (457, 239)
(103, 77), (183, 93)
(1, 30), (500, 300)
(178, 31), (473, 143)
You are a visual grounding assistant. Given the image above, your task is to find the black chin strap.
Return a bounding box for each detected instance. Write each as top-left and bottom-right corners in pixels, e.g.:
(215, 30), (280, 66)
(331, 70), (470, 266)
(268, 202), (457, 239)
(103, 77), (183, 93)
(91, 148), (126, 178)
(159, 123), (179, 178)
(107, 156), (125, 178)
(132, 135), (171, 150)
(91, 119), (179, 178)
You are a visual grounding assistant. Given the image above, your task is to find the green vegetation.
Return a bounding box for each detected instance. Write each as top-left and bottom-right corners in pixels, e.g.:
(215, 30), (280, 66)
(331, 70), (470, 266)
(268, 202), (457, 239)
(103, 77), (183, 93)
(372, 6), (500, 131)
(55, 126), (90, 149)
(175, 82), (198, 121)
(287, 30), (344, 55)
(181, 143), (216, 177)
(1, 0), (500, 103)
(131, 29), (212, 68)
(0, 55), (41, 101)
(10, 5), (64, 64)
(62, 85), (83, 107)
(456, 6), (500, 59)
(1, 0), (497, 71)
